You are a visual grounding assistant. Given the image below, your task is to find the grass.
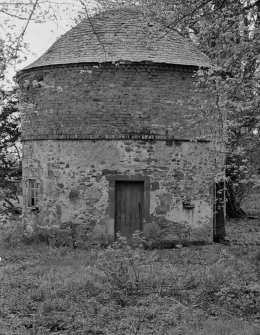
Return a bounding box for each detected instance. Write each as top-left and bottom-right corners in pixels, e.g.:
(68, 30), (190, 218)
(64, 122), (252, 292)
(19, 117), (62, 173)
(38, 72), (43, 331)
(0, 219), (260, 334)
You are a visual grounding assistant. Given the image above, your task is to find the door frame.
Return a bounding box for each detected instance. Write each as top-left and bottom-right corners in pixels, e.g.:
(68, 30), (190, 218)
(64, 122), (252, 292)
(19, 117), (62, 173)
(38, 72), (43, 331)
(213, 181), (226, 241)
(106, 175), (150, 242)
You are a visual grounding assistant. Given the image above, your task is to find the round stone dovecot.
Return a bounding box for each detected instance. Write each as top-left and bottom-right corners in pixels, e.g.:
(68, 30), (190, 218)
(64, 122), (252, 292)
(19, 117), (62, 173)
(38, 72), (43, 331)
(18, 7), (225, 245)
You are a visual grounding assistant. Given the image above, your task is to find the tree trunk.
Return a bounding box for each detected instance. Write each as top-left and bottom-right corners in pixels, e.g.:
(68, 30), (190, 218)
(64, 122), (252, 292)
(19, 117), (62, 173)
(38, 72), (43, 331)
(226, 180), (246, 218)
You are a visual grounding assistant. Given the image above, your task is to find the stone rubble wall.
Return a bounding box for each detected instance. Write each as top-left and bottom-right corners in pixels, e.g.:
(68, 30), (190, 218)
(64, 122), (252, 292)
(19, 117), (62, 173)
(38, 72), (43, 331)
(22, 140), (224, 244)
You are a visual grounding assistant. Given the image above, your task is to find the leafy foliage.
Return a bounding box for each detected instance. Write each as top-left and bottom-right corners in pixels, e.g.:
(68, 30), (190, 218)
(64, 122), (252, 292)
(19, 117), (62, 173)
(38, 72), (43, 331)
(0, 89), (21, 208)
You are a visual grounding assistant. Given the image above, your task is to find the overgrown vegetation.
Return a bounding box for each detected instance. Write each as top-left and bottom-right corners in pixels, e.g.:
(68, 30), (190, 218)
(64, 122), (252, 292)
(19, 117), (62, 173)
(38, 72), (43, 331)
(0, 89), (22, 214)
(0, 219), (260, 334)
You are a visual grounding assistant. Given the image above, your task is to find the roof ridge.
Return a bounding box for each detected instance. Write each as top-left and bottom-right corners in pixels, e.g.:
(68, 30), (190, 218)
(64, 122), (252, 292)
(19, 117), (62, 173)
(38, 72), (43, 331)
(93, 5), (142, 16)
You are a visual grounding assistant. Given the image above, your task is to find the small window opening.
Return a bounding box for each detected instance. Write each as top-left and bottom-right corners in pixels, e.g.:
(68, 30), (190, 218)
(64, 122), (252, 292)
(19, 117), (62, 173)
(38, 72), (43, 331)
(28, 179), (38, 207)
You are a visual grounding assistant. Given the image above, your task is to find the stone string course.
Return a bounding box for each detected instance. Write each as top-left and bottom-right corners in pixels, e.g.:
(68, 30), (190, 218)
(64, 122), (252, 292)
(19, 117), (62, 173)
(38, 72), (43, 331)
(22, 135), (212, 141)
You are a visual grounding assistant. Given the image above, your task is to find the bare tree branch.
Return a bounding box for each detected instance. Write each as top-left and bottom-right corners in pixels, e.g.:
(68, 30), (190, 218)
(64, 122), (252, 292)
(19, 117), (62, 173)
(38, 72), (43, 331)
(79, 0), (107, 57)
(172, 0), (213, 27)
(0, 9), (28, 20)
(19, 0), (40, 40)
(4, 0), (40, 61)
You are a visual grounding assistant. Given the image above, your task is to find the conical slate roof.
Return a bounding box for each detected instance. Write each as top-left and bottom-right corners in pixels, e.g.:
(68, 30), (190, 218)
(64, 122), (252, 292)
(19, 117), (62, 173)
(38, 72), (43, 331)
(23, 7), (210, 71)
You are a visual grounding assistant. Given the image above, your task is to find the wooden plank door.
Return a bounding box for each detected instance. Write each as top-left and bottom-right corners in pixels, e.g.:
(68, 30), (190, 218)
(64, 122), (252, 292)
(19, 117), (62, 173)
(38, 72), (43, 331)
(115, 181), (144, 240)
